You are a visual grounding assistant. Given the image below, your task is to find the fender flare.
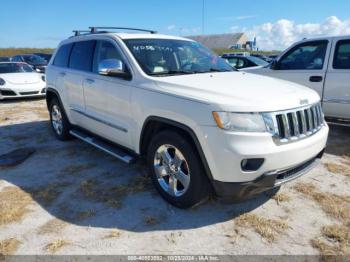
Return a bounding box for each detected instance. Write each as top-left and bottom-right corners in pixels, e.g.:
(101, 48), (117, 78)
(140, 116), (214, 180)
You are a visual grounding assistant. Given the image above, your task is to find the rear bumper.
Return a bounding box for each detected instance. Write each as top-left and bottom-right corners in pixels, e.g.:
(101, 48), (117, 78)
(212, 149), (324, 201)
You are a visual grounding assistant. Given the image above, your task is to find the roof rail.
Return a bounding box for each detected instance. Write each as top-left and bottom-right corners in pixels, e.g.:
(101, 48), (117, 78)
(72, 30), (91, 36)
(89, 27), (157, 34)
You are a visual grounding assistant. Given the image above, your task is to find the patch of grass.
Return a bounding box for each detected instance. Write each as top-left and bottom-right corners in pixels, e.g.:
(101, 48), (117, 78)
(38, 219), (67, 235)
(129, 174), (152, 193)
(294, 182), (350, 222)
(74, 209), (96, 221)
(234, 213), (289, 242)
(311, 223), (350, 255)
(311, 238), (343, 255)
(44, 239), (69, 254)
(62, 163), (96, 175)
(271, 193), (291, 204)
(103, 230), (121, 239)
(77, 175), (151, 209)
(324, 162), (350, 177)
(0, 187), (33, 226)
(322, 224), (350, 246)
(144, 215), (159, 226)
(5, 135), (29, 142)
(30, 182), (70, 204)
(0, 238), (21, 255)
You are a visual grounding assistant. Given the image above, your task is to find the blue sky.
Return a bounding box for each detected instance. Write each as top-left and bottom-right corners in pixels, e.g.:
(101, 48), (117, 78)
(0, 0), (349, 50)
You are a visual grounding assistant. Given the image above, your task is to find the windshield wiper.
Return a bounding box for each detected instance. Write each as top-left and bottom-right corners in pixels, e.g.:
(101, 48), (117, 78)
(149, 70), (194, 76)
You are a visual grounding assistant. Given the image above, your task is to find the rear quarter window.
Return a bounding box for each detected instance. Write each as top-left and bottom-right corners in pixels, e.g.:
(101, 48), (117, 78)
(333, 40), (350, 69)
(53, 43), (73, 67)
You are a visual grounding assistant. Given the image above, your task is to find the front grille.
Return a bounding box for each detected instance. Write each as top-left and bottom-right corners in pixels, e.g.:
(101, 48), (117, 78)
(265, 103), (325, 145)
(0, 90), (17, 96)
(20, 91), (39, 95)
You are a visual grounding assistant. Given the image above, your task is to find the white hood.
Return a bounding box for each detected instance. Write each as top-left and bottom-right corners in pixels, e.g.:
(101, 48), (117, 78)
(0, 73), (41, 85)
(153, 71), (320, 112)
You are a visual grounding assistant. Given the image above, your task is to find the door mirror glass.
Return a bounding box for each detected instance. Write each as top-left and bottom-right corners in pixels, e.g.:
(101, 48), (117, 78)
(98, 59), (130, 79)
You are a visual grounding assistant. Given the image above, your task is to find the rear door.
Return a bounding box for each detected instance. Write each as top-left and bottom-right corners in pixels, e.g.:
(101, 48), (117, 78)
(265, 40), (331, 98)
(323, 37), (350, 119)
(65, 40), (96, 126)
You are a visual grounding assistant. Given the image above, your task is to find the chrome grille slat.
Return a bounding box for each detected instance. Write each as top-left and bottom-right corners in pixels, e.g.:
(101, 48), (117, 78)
(268, 103), (325, 145)
(291, 112), (299, 136)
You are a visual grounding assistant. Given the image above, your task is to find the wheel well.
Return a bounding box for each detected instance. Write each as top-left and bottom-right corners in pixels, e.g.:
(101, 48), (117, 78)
(140, 118), (213, 180)
(45, 89), (58, 110)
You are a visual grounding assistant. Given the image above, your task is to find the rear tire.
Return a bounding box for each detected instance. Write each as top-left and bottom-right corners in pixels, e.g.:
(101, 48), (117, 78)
(147, 130), (211, 208)
(49, 97), (71, 141)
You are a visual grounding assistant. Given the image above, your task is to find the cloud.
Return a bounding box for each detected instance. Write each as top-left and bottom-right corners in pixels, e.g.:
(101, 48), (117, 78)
(218, 15), (256, 21)
(244, 16), (350, 50)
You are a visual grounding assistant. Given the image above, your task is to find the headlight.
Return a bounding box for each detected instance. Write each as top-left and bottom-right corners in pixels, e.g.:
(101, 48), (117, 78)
(0, 78), (5, 86)
(212, 112), (267, 132)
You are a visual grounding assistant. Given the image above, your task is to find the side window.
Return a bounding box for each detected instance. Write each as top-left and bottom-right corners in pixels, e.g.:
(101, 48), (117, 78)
(53, 43), (73, 67)
(278, 41), (328, 70)
(12, 56), (20, 62)
(225, 58), (238, 68)
(333, 40), (350, 69)
(69, 41), (96, 72)
(93, 41), (124, 73)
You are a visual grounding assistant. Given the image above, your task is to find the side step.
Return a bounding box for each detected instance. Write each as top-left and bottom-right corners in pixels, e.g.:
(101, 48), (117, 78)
(69, 129), (135, 164)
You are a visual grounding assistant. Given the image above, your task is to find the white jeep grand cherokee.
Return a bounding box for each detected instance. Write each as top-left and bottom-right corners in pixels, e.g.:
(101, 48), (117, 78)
(46, 27), (329, 208)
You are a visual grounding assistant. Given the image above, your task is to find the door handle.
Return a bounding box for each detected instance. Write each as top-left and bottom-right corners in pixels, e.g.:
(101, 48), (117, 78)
(59, 72), (66, 77)
(85, 79), (95, 84)
(309, 76), (323, 82)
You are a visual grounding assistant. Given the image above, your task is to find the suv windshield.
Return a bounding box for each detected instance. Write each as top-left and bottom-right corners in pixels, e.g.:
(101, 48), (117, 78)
(23, 55), (46, 64)
(124, 39), (233, 76)
(0, 63), (34, 73)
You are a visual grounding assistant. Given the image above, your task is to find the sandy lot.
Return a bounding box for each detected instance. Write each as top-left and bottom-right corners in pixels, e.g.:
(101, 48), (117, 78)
(0, 99), (349, 256)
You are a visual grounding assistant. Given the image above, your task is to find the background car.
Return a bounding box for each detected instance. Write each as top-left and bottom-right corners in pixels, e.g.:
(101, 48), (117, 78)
(0, 62), (46, 100)
(33, 53), (53, 63)
(0, 57), (11, 62)
(251, 54), (273, 63)
(11, 54), (48, 73)
(221, 54), (269, 69)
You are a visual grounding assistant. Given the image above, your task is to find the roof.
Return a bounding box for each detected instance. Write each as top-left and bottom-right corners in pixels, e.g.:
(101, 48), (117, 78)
(64, 32), (193, 44)
(186, 33), (246, 49)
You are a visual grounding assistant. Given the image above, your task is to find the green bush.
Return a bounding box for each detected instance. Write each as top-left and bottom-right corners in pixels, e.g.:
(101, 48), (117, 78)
(0, 48), (55, 57)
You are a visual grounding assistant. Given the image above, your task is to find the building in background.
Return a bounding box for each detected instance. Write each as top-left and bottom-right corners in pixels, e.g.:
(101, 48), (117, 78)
(186, 33), (257, 51)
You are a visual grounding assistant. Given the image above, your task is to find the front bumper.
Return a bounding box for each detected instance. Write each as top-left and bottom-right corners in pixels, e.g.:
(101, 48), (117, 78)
(212, 149), (324, 200)
(0, 83), (46, 100)
(197, 123), (329, 183)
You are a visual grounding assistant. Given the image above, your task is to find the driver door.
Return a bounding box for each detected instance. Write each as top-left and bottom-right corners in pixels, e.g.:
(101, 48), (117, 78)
(266, 40), (331, 97)
(82, 39), (133, 148)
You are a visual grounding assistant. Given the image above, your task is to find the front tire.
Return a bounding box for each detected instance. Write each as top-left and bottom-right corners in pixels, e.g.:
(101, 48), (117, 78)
(147, 130), (211, 208)
(49, 98), (71, 141)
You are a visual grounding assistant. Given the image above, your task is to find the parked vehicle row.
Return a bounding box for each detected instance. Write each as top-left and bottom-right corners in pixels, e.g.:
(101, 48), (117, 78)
(45, 27), (328, 208)
(221, 53), (269, 69)
(0, 53), (52, 73)
(0, 62), (46, 100)
(245, 35), (350, 125)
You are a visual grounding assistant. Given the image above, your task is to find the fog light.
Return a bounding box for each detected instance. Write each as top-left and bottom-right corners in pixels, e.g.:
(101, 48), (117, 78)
(241, 158), (264, 172)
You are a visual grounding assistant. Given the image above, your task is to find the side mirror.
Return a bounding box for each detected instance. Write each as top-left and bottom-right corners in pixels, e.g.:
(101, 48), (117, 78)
(98, 59), (131, 80)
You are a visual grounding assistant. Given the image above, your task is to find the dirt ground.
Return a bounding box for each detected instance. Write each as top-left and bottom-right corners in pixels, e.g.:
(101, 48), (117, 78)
(0, 98), (349, 256)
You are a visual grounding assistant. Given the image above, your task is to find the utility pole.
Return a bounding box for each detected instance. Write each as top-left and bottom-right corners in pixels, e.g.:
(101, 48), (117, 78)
(202, 0), (205, 34)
